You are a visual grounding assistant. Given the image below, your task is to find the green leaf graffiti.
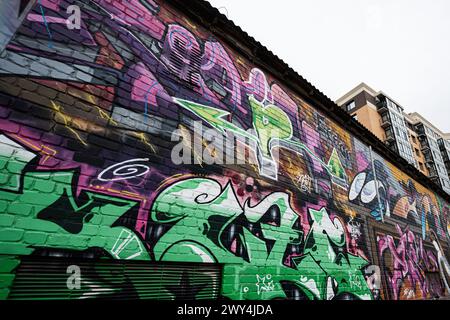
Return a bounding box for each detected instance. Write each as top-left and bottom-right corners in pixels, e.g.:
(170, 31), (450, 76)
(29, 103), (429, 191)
(327, 148), (346, 180)
(248, 95), (293, 157)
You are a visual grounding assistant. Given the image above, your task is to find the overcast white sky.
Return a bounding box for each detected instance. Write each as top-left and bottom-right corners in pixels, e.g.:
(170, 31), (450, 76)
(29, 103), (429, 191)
(207, 0), (450, 133)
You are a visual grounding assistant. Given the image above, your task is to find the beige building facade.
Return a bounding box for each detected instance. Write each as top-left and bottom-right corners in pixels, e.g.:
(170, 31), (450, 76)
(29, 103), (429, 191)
(336, 83), (446, 181)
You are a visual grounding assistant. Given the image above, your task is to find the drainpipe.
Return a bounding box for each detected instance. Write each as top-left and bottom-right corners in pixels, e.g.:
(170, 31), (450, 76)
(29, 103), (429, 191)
(369, 146), (384, 223)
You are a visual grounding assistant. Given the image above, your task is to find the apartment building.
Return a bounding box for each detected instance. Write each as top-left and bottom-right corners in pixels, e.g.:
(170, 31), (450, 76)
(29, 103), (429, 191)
(408, 113), (450, 194)
(404, 116), (429, 176)
(377, 94), (417, 167)
(438, 139), (450, 178)
(440, 133), (450, 178)
(336, 83), (424, 173)
(336, 83), (385, 141)
(336, 83), (450, 195)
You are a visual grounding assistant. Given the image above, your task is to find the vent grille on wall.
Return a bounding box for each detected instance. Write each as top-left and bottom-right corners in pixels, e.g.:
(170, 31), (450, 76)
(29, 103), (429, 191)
(8, 256), (222, 300)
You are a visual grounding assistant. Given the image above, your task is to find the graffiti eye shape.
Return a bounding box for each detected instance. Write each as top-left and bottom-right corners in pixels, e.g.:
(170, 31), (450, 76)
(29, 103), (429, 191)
(155, 211), (172, 221)
(349, 172), (366, 201)
(360, 180), (378, 204)
(260, 205), (281, 227)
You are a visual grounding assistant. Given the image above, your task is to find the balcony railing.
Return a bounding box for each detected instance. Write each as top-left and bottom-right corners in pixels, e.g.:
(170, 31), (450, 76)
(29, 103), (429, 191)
(385, 133), (395, 142)
(415, 125), (426, 137)
(423, 151), (434, 164)
(380, 118), (391, 129)
(377, 101), (388, 114)
(420, 142), (430, 152)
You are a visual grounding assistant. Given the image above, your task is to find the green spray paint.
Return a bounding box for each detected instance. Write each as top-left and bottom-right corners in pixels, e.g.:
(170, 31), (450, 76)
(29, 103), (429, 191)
(0, 134), (371, 300)
(248, 95), (293, 157)
(0, 137), (148, 260)
(173, 96), (346, 183)
(327, 148), (346, 180)
(0, 134), (150, 297)
(150, 177), (373, 300)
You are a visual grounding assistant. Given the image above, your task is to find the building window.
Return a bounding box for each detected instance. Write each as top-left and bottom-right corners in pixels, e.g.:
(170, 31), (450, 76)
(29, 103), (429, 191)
(346, 101), (356, 112)
(415, 148), (420, 157)
(387, 99), (394, 109)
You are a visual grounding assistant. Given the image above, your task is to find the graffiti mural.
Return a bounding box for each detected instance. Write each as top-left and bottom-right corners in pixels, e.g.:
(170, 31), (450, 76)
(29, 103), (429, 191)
(0, 0), (449, 300)
(377, 225), (444, 300)
(0, 134), (148, 260)
(147, 177), (372, 299)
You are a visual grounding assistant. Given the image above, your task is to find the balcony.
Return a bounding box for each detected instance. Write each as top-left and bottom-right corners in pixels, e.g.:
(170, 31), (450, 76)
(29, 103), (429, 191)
(377, 102), (388, 114)
(444, 159), (450, 174)
(418, 137), (430, 150)
(420, 143), (430, 152)
(438, 141), (450, 163)
(417, 131), (426, 138)
(423, 150), (433, 163)
(385, 132), (395, 142)
(380, 118), (391, 129)
(415, 125), (426, 137)
(387, 144), (398, 153)
(442, 153), (450, 163)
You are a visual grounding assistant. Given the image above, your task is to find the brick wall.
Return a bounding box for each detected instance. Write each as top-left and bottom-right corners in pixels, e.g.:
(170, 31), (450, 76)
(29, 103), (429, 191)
(0, 0), (449, 300)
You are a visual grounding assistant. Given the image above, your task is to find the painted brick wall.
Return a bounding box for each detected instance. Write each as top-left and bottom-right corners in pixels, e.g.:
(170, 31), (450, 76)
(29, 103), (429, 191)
(0, 0), (449, 300)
